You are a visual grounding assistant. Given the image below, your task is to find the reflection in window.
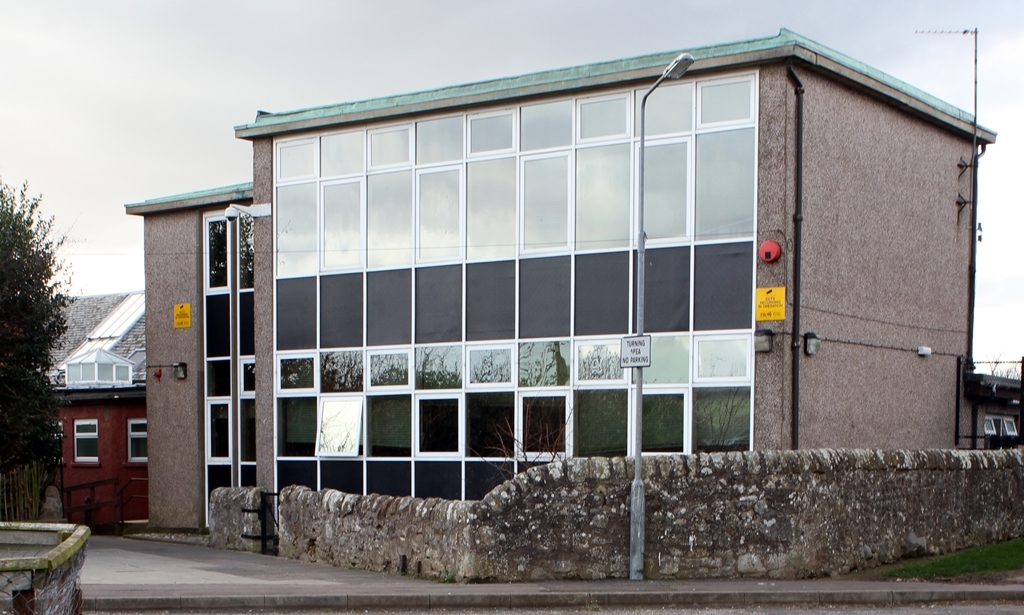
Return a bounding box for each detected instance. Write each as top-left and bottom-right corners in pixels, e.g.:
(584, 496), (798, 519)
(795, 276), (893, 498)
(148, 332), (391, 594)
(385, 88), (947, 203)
(370, 353), (409, 387)
(523, 156), (568, 250)
(419, 398), (459, 453)
(279, 141), (314, 178)
(367, 171), (412, 268)
(321, 350), (363, 392)
(644, 336), (689, 384)
(577, 344), (623, 381)
(580, 98), (626, 139)
(523, 396), (566, 454)
(636, 83), (692, 136)
(242, 362), (256, 392)
(644, 142), (688, 240)
(322, 131), (363, 177)
(207, 360), (231, 397)
(692, 387), (750, 452)
(419, 169), (460, 261)
(521, 100), (572, 151)
(696, 339), (747, 378)
(370, 128), (409, 166)
(417, 116), (463, 164)
(276, 182), (318, 276)
(467, 393), (514, 457)
(323, 182), (362, 269)
(209, 403), (230, 458)
(695, 128), (754, 240)
(519, 341), (570, 387)
(318, 398), (362, 456)
(277, 397), (316, 457)
(368, 395), (411, 457)
(701, 81), (751, 124)
(241, 399), (256, 462)
(128, 419), (148, 461)
(467, 158), (516, 261)
(280, 357), (315, 389)
(239, 212), (254, 289)
(415, 345), (462, 389)
(574, 389), (627, 457)
(471, 114), (512, 153)
(469, 348), (512, 384)
(576, 144), (630, 250)
(642, 394), (684, 452)
(208, 219), (227, 288)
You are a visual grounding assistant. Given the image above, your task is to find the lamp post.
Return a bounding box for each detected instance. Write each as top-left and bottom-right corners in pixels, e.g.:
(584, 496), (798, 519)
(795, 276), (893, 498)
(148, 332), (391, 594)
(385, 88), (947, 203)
(631, 51), (694, 581)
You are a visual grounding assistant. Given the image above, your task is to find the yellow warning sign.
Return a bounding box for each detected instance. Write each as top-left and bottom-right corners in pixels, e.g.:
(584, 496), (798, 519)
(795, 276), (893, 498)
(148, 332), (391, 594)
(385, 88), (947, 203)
(755, 287), (786, 322)
(174, 303), (192, 329)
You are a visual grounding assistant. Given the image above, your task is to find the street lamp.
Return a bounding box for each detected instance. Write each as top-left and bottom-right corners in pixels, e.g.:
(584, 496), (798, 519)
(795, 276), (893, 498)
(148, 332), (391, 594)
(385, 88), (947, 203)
(631, 51), (695, 581)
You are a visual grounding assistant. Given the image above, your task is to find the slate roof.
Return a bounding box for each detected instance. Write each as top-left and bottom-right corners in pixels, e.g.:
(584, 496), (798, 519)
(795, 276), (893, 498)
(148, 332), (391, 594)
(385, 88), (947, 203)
(53, 292), (147, 385)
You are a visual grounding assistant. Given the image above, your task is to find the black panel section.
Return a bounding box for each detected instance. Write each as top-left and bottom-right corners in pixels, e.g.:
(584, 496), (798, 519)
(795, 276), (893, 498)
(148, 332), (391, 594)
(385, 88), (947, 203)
(277, 277), (317, 350)
(519, 256), (571, 339)
(416, 265), (463, 343)
(633, 247), (691, 333)
(466, 261), (515, 341)
(366, 461), (411, 497)
(205, 294), (230, 358)
(465, 462), (514, 500)
(239, 291), (255, 356)
(321, 273), (364, 348)
(414, 461), (462, 500)
(575, 252), (629, 336)
(366, 269), (412, 346)
(277, 460), (318, 490)
(693, 242), (753, 331)
(320, 460), (364, 494)
(207, 464), (231, 497)
(240, 464), (257, 487)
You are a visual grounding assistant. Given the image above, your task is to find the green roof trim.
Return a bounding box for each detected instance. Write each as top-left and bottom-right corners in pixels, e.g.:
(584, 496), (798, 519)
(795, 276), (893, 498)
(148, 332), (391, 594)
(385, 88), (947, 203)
(125, 181), (253, 216)
(233, 29), (994, 143)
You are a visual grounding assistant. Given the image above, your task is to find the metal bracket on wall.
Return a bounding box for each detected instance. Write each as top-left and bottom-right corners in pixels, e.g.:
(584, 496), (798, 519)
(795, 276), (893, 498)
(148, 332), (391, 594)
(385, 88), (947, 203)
(958, 156), (973, 179)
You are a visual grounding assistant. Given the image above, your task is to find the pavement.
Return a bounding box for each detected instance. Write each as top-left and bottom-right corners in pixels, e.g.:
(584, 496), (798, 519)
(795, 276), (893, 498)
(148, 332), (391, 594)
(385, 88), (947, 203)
(81, 535), (1024, 611)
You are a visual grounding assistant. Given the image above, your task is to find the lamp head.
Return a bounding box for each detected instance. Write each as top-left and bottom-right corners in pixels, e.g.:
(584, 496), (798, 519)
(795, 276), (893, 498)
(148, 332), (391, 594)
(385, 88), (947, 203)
(224, 205), (240, 221)
(663, 53), (695, 79)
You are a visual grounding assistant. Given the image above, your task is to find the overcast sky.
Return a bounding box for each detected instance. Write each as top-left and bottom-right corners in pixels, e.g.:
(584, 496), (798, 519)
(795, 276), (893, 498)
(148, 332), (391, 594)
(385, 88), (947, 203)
(1, 0), (1021, 370)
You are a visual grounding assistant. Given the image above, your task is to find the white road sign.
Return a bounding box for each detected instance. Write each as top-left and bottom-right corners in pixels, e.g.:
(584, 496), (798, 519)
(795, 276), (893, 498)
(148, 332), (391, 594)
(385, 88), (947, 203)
(620, 335), (652, 368)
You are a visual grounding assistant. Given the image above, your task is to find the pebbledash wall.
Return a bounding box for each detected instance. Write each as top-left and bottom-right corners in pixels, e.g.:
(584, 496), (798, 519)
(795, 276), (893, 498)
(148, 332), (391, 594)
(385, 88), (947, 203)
(211, 449), (1024, 581)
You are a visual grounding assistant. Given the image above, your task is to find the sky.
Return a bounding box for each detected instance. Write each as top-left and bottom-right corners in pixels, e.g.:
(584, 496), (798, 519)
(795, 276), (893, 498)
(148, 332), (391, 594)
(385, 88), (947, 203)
(1, 0), (1021, 371)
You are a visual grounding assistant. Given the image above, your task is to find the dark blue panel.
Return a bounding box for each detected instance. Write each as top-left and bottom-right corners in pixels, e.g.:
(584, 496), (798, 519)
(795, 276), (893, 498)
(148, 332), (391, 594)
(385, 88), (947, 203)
(207, 464), (231, 496)
(414, 461), (461, 500)
(205, 294), (230, 358)
(239, 291), (255, 356)
(240, 464), (257, 487)
(693, 242), (752, 331)
(415, 265), (462, 343)
(366, 269), (412, 346)
(575, 252), (629, 335)
(519, 256), (570, 339)
(277, 460), (317, 490)
(466, 261), (515, 341)
(465, 461), (513, 500)
(321, 273), (363, 348)
(633, 247), (690, 333)
(277, 277), (317, 350)
(320, 460), (363, 495)
(366, 461), (411, 497)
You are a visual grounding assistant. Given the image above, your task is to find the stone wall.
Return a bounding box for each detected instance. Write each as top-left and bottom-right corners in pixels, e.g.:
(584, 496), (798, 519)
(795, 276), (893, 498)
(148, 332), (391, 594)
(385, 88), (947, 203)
(210, 450), (1024, 581)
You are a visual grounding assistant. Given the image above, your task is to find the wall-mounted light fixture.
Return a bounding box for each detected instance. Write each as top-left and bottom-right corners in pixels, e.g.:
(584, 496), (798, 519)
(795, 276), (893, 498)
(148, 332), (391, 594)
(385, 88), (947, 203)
(803, 332), (821, 356)
(917, 346), (932, 357)
(223, 203), (271, 220)
(172, 362), (188, 380)
(754, 329), (775, 353)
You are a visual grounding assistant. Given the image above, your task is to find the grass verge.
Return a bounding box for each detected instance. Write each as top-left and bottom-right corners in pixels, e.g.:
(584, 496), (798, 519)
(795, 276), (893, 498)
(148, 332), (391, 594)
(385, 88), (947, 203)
(883, 538), (1024, 579)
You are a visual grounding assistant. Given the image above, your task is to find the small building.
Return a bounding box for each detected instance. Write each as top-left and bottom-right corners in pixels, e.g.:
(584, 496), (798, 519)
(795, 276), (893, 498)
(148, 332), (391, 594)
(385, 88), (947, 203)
(53, 292), (148, 528)
(127, 29), (995, 530)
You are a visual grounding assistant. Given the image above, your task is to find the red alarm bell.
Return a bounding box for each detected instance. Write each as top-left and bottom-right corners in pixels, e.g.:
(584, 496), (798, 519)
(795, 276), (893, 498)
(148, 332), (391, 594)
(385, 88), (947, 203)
(759, 240), (782, 263)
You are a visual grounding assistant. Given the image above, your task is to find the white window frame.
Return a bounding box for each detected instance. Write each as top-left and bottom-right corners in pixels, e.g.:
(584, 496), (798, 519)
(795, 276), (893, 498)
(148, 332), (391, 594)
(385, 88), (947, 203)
(206, 402), (233, 463)
(633, 135), (692, 248)
(415, 165), (465, 264)
(320, 177), (366, 272)
(574, 338), (628, 385)
(465, 344), (516, 390)
(276, 136), (319, 183)
(204, 214), (231, 293)
(577, 93), (630, 143)
(319, 129), (366, 179)
(695, 73), (757, 130)
(316, 396), (364, 458)
(127, 418), (148, 463)
(277, 353), (318, 394)
(367, 124), (413, 170)
(633, 80), (695, 138)
(467, 109), (517, 157)
(413, 392), (464, 458)
(518, 390), (572, 461)
(518, 151), (574, 256)
(692, 334), (752, 384)
(1003, 417), (1019, 437)
(240, 359), (257, 395)
(367, 348), (413, 391)
(74, 419), (99, 463)
(984, 417), (998, 437)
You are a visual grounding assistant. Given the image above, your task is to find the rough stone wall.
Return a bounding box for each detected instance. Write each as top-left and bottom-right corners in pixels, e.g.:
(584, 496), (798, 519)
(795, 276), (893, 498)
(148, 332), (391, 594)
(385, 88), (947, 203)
(209, 487), (263, 552)
(211, 450), (1024, 581)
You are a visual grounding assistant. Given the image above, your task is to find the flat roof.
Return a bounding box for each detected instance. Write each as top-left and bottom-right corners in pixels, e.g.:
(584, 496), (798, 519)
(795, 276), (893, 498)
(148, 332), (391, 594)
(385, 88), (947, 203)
(125, 181), (253, 216)
(234, 28), (995, 144)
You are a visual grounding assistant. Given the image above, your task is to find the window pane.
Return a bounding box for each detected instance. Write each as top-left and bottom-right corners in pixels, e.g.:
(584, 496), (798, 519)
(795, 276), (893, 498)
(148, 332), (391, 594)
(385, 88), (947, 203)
(279, 141), (314, 178)
(576, 144), (630, 250)
(696, 339), (748, 378)
(114, 363), (130, 381)
(370, 353), (409, 387)
(523, 156), (568, 250)
(322, 132), (363, 176)
(280, 357), (315, 389)
(67, 363), (81, 382)
(130, 434), (148, 460)
(276, 182), (318, 276)
(367, 171), (412, 268)
(695, 128), (754, 240)
(319, 399), (363, 455)
(415, 345), (462, 389)
(370, 128), (409, 166)
(467, 393), (514, 457)
(643, 394), (684, 452)
(241, 399), (256, 462)
(97, 363), (114, 381)
(471, 114), (512, 153)
(521, 100), (572, 151)
(369, 395), (411, 456)
(277, 397), (316, 457)
(469, 348), (512, 384)
(321, 350), (364, 392)
(75, 422), (96, 435)
(242, 363), (256, 392)
(76, 436), (98, 459)
(419, 170), (461, 260)
(239, 212), (254, 289)
(574, 390), (627, 457)
(467, 158), (516, 261)
(701, 81), (751, 124)
(645, 336), (690, 384)
(524, 396), (566, 454)
(210, 403), (230, 458)
(577, 344), (623, 381)
(419, 398), (459, 453)
(644, 142), (687, 240)
(518, 341), (570, 387)
(208, 219), (227, 288)
(81, 363), (95, 381)
(692, 387), (750, 452)
(580, 98), (626, 139)
(417, 116), (463, 164)
(637, 83), (692, 135)
(207, 360), (231, 397)
(129, 421), (147, 434)
(323, 182), (361, 269)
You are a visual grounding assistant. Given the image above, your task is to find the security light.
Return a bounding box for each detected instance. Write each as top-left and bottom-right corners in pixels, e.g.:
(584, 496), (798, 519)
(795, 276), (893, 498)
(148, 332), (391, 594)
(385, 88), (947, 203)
(172, 362), (188, 380)
(803, 332), (821, 356)
(754, 329), (775, 353)
(917, 346), (932, 357)
(223, 203), (272, 220)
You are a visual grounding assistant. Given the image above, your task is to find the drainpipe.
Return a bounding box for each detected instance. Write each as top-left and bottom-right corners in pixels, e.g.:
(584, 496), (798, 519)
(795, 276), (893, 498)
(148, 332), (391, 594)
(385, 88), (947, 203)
(786, 61), (804, 450)
(955, 355), (962, 447)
